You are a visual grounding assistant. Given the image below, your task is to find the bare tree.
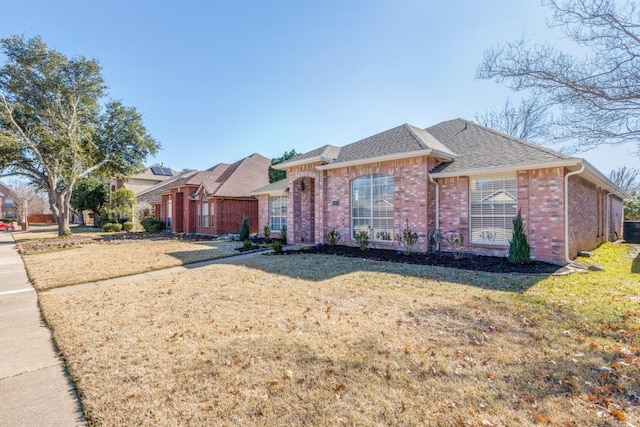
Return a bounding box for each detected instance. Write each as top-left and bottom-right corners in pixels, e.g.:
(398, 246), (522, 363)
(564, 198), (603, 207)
(475, 97), (552, 142)
(477, 0), (640, 156)
(609, 166), (640, 192)
(7, 179), (40, 229)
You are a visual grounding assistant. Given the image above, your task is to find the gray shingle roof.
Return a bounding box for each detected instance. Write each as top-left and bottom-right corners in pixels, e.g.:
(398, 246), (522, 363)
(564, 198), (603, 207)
(285, 145), (342, 164)
(427, 118), (575, 174)
(279, 124), (456, 169)
(329, 123), (455, 165)
(251, 178), (287, 195)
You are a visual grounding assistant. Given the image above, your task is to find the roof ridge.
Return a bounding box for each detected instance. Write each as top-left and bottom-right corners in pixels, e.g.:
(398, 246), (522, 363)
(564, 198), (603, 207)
(403, 123), (429, 149)
(461, 118), (572, 160)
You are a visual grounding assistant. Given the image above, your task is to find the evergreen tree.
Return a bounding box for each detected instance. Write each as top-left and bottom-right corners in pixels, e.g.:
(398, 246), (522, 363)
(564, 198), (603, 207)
(239, 215), (250, 241)
(508, 209), (531, 264)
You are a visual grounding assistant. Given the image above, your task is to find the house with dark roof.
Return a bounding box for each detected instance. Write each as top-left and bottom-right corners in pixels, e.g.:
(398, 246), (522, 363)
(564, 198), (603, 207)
(253, 119), (627, 264)
(109, 164), (179, 197)
(144, 153), (271, 235)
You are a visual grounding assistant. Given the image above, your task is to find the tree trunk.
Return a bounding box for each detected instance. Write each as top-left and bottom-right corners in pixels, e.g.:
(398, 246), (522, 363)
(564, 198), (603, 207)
(55, 191), (71, 236)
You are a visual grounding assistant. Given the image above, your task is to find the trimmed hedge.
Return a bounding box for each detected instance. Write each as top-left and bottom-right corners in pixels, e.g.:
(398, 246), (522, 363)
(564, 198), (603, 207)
(140, 218), (165, 233)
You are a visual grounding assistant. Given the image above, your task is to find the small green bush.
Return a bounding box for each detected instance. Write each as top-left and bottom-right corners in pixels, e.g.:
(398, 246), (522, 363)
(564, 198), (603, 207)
(325, 228), (341, 245)
(280, 224), (287, 244)
(263, 225), (271, 240)
(243, 239), (252, 251)
(103, 223), (115, 232)
(272, 240), (283, 253)
(239, 216), (250, 241)
(141, 218), (164, 233)
(354, 229), (370, 251)
(112, 223), (123, 232)
(122, 222), (134, 232)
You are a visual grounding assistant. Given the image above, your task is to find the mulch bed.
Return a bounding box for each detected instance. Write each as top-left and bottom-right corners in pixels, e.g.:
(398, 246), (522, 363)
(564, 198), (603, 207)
(277, 244), (562, 275)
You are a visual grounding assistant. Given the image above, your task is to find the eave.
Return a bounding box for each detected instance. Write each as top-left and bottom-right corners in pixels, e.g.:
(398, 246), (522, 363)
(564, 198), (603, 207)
(316, 149), (455, 171)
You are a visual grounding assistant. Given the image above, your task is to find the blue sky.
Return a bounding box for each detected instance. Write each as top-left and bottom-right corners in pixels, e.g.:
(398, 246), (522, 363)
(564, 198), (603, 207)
(4, 1), (633, 174)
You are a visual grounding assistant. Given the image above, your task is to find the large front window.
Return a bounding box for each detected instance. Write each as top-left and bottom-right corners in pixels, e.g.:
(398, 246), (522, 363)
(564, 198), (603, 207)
(351, 174), (394, 241)
(470, 176), (517, 244)
(269, 195), (287, 231)
(202, 202), (209, 227)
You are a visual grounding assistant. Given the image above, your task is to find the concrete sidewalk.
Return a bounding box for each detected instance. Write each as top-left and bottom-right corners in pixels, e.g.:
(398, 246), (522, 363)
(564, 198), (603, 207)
(0, 232), (85, 426)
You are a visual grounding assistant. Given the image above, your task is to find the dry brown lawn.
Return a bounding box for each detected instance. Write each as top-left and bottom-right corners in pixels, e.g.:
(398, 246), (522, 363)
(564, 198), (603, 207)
(21, 238), (238, 290)
(39, 248), (639, 426)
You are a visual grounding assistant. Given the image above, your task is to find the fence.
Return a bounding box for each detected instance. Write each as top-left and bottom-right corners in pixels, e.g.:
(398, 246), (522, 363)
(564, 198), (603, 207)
(624, 221), (640, 243)
(27, 214), (55, 224)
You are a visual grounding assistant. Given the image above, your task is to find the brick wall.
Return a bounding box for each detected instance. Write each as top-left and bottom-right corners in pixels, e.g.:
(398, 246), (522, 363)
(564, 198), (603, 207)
(520, 168), (565, 263)
(438, 175), (470, 252)
(435, 168), (566, 263)
(270, 157), (621, 264)
(568, 175), (599, 258)
(320, 157), (432, 250)
(257, 195), (269, 236)
(218, 198), (258, 235)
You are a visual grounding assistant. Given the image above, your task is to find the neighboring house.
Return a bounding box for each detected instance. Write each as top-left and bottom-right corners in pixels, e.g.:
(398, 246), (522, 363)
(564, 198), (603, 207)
(109, 164), (178, 196)
(147, 153), (271, 235)
(253, 119), (627, 264)
(0, 182), (15, 220)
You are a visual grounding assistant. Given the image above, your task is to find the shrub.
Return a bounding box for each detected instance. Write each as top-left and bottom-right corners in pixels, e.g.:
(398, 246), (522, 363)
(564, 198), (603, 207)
(396, 219), (418, 255)
(243, 239), (252, 251)
(263, 225), (271, 240)
(112, 223), (123, 232)
(354, 229), (370, 251)
(122, 222), (134, 232)
(272, 240), (283, 253)
(445, 232), (465, 259)
(325, 228), (341, 245)
(280, 224), (287, 244)
(508, 209), (531, 264)
(103, 222), (115, 232)
(141, 218), (164, 233)
(239, 216), (250, 241)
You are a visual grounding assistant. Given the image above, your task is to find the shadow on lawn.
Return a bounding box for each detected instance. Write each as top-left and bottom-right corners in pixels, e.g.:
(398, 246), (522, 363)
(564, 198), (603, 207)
(633, 249), (640, 274)
(223, 251), (549, 293)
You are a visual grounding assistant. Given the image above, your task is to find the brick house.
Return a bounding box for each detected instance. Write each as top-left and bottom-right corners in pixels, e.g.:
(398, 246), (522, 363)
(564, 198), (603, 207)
(0, 182), (15, 220)
(143, 153), (271, 235)
(253, 119), (627, 264)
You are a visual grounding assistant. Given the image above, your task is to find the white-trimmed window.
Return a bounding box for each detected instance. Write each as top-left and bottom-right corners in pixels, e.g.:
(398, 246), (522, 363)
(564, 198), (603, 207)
(269, 195), (287, 231)
(351, 174), (394, 241)
(202, 202), (209, 227)
(470, 175), (517, 244)
(166, 199), (172, 227)
(209, 203), (214, 229)
(197, 203), (202, 227)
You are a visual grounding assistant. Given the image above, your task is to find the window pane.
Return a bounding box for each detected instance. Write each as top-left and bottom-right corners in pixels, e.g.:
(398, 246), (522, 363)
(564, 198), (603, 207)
(351, 175), (393, 241)
(269, 195), (286, 231)
(470, 176), (517, 244)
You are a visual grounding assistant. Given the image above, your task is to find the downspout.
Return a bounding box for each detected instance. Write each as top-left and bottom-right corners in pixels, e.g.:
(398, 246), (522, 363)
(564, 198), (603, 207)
(564, 164), (585, 264)
(428, 173), (439, 236)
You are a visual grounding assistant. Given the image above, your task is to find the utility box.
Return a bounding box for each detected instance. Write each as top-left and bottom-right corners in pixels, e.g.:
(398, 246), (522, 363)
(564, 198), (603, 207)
(624, 221), (640, 243)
